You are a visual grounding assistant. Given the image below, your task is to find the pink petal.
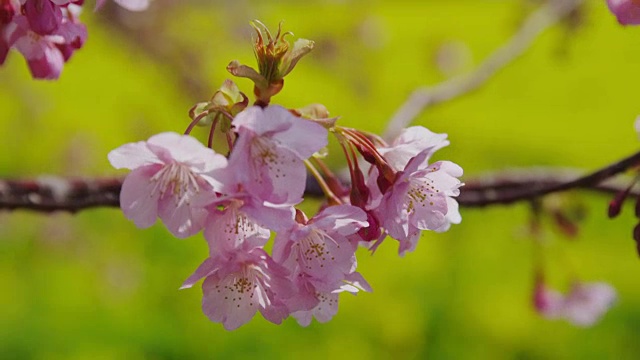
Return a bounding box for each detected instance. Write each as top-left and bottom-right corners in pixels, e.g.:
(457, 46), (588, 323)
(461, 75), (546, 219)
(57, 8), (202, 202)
(563, 282), (617, 327)
(311, 205), (368, 237)
(24, 0), (62, 36)
(203, 204), (270, 253)
(241, 199), (296, 231)
(380, 126), (449, 170)
(202, 274), (260, 331)
(94, 0), (107, 11)
(158, 196), (208, 238)
(292, 291), (339, 326)
(120, 165), (161, 228)
(108, 141), (160, 169)
(230, 136), (306, 205)
(339, 272), (373, 293)
(397, 230), (421, 256)
(26, 45), (64, 80)
(234, 106), (328, 159)
(232, 106), (288, 137)
(113, 0), (150, 11)
(433, 197), (461, 233)
(180, 257), (217, 289)
(147, 132), (223, 168)
(56, 19), (87, 49)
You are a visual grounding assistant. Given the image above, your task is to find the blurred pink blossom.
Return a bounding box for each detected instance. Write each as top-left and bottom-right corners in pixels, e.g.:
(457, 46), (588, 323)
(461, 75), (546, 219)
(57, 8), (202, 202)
(607, 0), (640, 25)
(534, 280), (617, 327)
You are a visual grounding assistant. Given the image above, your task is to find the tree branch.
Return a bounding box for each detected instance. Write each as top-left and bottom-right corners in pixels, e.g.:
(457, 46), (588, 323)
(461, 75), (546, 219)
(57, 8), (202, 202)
(0, 177), (121, 213)
(2, 150), (639, 213)
(384, 0), (583, 140)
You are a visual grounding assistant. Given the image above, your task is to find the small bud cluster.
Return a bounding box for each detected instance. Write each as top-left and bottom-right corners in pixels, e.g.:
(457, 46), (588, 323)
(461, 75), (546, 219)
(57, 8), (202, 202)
(0, 0), (148, 79)
(109, 22), (462, 330)
(528, 197), (617, 327)
(609, 116), (640, 257)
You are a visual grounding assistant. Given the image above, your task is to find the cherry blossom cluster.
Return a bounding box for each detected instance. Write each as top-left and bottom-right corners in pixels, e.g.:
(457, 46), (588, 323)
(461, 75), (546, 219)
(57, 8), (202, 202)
(108, 22), (463, 330)
(0, 0), (148, 79)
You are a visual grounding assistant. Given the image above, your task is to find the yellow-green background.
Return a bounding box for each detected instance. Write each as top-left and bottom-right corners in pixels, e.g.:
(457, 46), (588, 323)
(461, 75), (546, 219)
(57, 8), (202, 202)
(1, 0), (640, 358)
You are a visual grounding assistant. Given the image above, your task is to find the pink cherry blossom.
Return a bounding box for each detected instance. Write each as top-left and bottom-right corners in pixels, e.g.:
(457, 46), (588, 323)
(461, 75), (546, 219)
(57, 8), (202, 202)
(607, 0), (640, 25)
(228, 105), (328, 206)
(273, 205), (367, 290)
(534, 281), (617, 327)
(4, 15), (65, 79)
(108, 132), (228, 238)
(0, 0), (14, 64)
(271, 205), (369, 326)
(3, 6), (85, 80)
(356, 125), (460, 249)
(533, 280), (565, 319)
(561, 282), (617, 327)
(376, 149), (463, 255)
(181, 244), (295, 330)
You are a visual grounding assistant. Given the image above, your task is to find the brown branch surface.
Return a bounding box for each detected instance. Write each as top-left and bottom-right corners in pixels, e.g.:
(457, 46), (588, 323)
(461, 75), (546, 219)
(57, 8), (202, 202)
(0, 177), (121, 213)
(383, 0), (584, 140)
(2, 151), (639, 213)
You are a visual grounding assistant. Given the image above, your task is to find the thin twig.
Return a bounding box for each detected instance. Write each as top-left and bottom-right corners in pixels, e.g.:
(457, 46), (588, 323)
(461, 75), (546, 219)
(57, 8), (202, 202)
(384, 0), (583, 140)
(459, 150), (640, 207)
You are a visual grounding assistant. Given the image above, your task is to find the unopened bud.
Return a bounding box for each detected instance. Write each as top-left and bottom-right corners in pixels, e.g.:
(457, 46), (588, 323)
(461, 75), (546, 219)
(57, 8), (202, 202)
(293, 104), (338, 129)
(358, 211), (382, 242)
(228, 21), (314, 105)
(0, 0), (18, 25)
(188, 79), (248, 127)
(609, 187), (631, 218)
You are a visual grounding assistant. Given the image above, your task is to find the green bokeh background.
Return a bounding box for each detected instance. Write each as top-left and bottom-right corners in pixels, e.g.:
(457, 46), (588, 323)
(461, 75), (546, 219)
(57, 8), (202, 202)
(1, 0), (640, 358)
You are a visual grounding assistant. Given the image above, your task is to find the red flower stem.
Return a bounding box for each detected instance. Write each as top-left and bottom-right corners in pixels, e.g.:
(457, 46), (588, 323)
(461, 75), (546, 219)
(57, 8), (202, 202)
(207, 114), (220, 149)
(183, 112), (208, 135)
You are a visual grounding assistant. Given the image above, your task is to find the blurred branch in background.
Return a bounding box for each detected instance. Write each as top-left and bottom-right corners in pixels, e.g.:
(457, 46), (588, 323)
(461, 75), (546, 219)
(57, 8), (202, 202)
(2, 149), (640, 212)
(384, 0), (584, 140)
(95, 0), (269, 100)
(96, 0), (213, 100)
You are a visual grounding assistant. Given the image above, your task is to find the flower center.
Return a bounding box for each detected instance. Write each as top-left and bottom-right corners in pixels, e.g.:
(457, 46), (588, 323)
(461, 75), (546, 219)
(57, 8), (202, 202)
(295, 229), (337, 271)
(406, 177), (439, 213)
(151, 162), (201, 205)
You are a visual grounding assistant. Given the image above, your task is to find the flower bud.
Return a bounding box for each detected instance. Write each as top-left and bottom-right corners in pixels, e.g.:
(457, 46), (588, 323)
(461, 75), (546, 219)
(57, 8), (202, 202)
(188, 79), (248, 126)
(0, 0), (18, 25)
(293, 104), (338, 129)
(228, 20), (314, 105)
